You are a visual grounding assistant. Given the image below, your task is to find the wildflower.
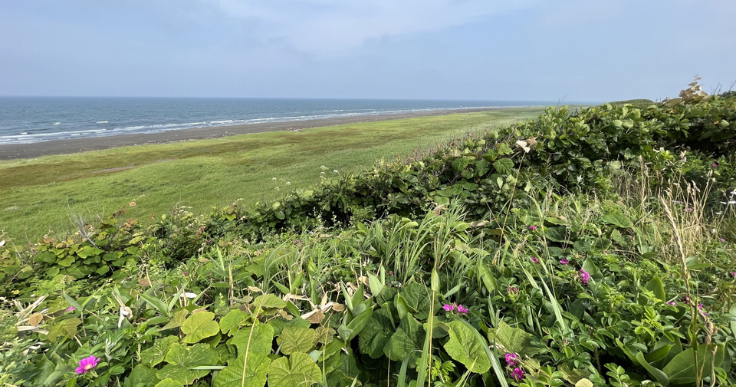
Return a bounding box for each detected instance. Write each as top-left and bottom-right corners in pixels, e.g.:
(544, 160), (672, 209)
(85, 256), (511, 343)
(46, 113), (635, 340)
(183, 271), (187, 276)
(66, 306), (75, 312)
(333, 170), (339, 174)
(505, 353), (518, 366)
(286, 182), (291, 186)
(698, 303), (708, 316)
(272, 177), (277, 181)
(529, 225), (537, 231)
(530, 257), (539, 264)
(75, 356), (100, 374)
(720, 238), (726, 243)
(559, 259), (569, 265)
(579, 269), (590, 285)
(712, 163), (718, 168)
(667, 301), (676, 306)
(685, 207), (693, 212)
(507, 286), (519, 295)
(457, 305), (469, 314)
(443, 304), (455, 312)
(511, 367), (524, 381)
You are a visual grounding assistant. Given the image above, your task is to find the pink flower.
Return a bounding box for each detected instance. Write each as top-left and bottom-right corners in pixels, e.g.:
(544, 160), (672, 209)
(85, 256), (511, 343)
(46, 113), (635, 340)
(507, 286), (519, 295)
(529, 225), (537, 231)
(66, 306), (75, 312)
(698, 303), (708, 316)
(443, 304), (455, 312)
(579, 269), (590, 285)
(667, 301), (676, 306)
(685, 207), (693, 212)
(530, 257), (539, 264)
(731, 272), (736, 277)
(511, 367), (524, 381)
(457, 305), (469, 314)
(505, 353), (518, 366)
(183, 271), (187, 276)
(712, 163), (718, 168)
(559, 259), (569, 265)
(720, 238), (726, 243)
(75, 356), (100, 374)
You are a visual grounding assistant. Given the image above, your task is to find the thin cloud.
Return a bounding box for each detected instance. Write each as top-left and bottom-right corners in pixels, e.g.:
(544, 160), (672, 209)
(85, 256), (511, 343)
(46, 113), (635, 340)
(202, 0), (535, 51)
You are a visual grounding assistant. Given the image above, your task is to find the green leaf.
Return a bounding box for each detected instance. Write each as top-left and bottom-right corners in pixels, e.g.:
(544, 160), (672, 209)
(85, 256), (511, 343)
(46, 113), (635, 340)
(383, 314), (425, 367)
(161, 309), (188, 331)
(47, 318), (82, 341)
(34, 251), (57, 264)
(277, 327), (315, 355)
(367, 273), (384, 297)
(156, 365), (208, 385)
(253, 294), (287, 310)
(601, 213), (633, 228)
(154, 379), (184, 387)
(635, 352), (669, 385)
(644, 276), (666, 302)
(477, 262), (498, 293)
(181, 312), (220, 343)
(493, 158), (514, 174)
(443, 321), (490, 374)
(358, 306), (394, 359)
(164, 343), (218, 367)
(545, 226), (567, 243)
(220, 309), (249, 335)
(662, 344), (724, 385)
(212, 352), (271, 387)
(124, 364), (159, 387)
(269, 352), (322, 387)
(487, 322), (540, 357)
(230, 324), (274, 356)
(140, 336), (179, 367)
(140, 292), (171, 317)
(575, 379), (594, 387)
(399, 283), (433, 320)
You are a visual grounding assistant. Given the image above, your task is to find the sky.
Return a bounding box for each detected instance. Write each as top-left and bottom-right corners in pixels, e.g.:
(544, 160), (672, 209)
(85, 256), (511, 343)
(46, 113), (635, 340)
(1, 0), (734, 102)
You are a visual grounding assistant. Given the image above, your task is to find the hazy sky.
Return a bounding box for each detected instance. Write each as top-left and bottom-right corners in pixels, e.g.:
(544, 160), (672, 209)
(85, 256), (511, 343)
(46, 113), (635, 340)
(1, 0), (734, 101)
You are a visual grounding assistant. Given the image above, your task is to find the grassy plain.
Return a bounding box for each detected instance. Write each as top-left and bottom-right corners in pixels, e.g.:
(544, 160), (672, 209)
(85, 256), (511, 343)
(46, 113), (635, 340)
(0, 107), (546, 240)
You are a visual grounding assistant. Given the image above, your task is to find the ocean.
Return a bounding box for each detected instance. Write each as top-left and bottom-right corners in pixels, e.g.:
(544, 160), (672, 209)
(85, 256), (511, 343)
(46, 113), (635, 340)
(0, 97), (548, 145)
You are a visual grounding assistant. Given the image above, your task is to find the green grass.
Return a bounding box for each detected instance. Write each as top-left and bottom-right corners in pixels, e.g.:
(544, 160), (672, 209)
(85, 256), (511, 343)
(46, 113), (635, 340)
(0, 108), (545, 240)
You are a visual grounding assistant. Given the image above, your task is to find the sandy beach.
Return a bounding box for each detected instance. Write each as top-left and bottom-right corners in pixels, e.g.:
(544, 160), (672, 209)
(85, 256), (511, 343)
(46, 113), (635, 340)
(0, 108), (502, 160)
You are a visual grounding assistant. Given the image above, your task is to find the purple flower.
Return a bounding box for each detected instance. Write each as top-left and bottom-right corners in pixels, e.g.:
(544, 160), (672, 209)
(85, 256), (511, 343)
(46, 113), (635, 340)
(511, 367), (524, 381)
(712, 163), (718, 168)
(731, 272), (736, 277)
(720, 238), (726, 243)
(579, 269), (590, 285)
(559, 259), (569, 265)
(457, 304), (469, 314)
(667, 301), (676, 306)
(443, 304), (455, 312)
(529, 225), (537, 231)
(66, 306), (75, 312)
(75, 356), (100, 374)
(685, 207), (694, 212)
(507, 286), (519, 295)
(505, 353), (518, 366)
(698, 303), (709, 316)
(183, 271), (187, 276)
(530, 257), (539, 264)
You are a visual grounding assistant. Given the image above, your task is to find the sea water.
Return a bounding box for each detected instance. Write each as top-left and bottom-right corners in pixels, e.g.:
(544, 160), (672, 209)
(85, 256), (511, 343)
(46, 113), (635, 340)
(0, 97), (549, 145)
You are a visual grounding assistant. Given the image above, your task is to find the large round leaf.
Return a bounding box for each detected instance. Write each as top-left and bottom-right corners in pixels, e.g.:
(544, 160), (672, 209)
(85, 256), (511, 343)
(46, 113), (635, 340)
(181, 312), (219, 344)
(443, 321), (490, 374)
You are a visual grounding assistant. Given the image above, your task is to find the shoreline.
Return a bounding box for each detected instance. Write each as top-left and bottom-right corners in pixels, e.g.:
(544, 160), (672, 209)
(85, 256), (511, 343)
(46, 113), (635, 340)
(0, 107), (514, 160)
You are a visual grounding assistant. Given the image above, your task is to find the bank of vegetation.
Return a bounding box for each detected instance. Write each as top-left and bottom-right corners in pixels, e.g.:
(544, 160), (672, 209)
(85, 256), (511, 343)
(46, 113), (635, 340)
(1, 81), (735, 386)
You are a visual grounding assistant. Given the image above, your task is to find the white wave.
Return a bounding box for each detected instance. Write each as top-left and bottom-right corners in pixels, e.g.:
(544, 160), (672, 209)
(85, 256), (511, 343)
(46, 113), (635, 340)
(53, 122), (61, 125)
(96, 121), (108, 123)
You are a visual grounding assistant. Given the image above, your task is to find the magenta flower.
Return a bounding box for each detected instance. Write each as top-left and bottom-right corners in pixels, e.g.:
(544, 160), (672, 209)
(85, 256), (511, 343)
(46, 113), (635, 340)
(507, 286), (519, 295)
(720, 238), (726, 243)
(579, 269), (590, 285)
(529, 225), (537, 231)
(457, 304), (469, 314)
(75, 356), (100, 374)
(511, 367), (524, 381)
(66, 306), (75, 312)
(712, 163), (718, 168)
(443, 304), (455, 312)
(559, 259), (569, 265)
(731, 272), (736, 277)
(667, 301), (676, 306)
(505, 352), (518, 366)
(530, 257), (539, 264)
(183, 271), (187, 276)
(698, 303), (708, 316)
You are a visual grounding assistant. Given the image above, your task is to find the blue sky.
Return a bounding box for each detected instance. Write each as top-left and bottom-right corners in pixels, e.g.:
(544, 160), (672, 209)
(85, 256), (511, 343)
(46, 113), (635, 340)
(1, 0), (734, 101)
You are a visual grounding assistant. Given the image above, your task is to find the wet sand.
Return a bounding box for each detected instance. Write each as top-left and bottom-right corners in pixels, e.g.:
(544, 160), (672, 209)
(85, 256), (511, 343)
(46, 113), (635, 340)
(0, 108), (503, 160)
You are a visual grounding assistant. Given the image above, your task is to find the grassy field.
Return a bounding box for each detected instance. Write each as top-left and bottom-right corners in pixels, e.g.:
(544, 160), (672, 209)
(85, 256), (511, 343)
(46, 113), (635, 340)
(0, 107), (546, 240)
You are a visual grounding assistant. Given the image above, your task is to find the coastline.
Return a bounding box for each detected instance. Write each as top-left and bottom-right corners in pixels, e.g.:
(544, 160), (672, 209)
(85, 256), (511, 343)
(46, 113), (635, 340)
(0, 107), (508, 160)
